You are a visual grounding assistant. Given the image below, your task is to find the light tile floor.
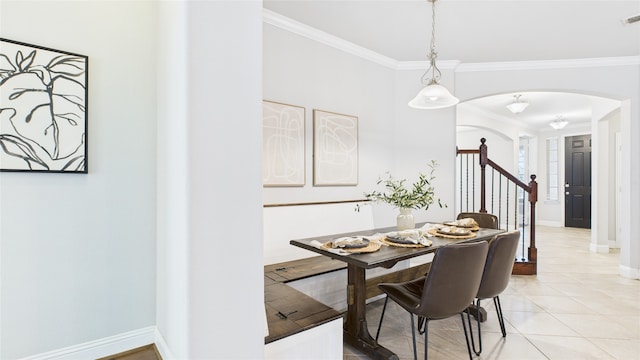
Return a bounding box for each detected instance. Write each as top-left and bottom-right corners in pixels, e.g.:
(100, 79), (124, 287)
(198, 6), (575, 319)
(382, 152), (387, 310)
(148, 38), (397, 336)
(344, 226), (640, 359)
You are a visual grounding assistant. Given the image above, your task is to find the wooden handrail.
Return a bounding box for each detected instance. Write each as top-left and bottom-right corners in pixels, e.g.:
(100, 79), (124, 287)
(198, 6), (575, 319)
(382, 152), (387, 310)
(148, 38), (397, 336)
(486, 159), (532, 192)
(458, 137), (538, 275)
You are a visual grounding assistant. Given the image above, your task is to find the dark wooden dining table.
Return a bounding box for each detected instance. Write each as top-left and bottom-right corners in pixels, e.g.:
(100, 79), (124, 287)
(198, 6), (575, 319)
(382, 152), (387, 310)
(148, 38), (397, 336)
(290, 222), (504, 360)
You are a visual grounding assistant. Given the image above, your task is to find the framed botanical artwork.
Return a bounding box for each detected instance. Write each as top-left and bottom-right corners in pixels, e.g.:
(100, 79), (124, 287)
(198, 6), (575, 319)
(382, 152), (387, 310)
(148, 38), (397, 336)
(313, 109), (358, 186)
(262, 100), (305, 186)
(0, 38), (88, 173)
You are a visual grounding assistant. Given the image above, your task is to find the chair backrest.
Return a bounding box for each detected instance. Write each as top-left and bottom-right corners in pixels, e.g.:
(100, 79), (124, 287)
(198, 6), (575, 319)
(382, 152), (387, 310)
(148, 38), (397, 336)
(416, 241), (489, 320)
(457, 212), (499, 229)
(476, 231), (520, 300)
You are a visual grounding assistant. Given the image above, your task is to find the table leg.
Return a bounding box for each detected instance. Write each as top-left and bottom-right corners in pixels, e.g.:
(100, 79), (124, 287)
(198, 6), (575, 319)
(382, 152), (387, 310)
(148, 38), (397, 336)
(467, 303), (487, 322)
(344, 264), (399, 360)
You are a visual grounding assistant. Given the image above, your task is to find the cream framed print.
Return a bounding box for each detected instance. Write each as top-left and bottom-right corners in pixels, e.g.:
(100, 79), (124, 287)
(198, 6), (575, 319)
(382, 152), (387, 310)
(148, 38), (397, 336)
(262, 100), (305, 187)
(313, 109), (358, 186)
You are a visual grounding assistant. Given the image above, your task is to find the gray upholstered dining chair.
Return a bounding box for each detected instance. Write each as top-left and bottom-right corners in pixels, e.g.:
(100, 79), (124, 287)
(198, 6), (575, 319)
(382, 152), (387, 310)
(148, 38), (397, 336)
(457, 212), (499, 229)
(375, 241), (489, 360)
(466, 230), (520, 356)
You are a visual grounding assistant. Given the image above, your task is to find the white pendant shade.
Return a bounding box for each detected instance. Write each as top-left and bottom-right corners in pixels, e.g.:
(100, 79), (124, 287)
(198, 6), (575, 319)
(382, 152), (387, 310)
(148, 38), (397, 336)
(506, 94), (529, 114)
(549, 119), (568, 129)
(408, 84), (460, 109)
(506, 101), (529, 114)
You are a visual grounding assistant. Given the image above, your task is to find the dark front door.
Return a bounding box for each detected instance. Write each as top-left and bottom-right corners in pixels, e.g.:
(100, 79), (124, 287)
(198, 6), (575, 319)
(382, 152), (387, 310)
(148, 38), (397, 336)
(565, 135), (591, 228)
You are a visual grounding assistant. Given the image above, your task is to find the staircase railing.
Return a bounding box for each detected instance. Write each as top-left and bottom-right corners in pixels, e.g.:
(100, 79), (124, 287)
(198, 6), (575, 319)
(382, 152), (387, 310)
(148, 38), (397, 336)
(457, 138), (538, 275)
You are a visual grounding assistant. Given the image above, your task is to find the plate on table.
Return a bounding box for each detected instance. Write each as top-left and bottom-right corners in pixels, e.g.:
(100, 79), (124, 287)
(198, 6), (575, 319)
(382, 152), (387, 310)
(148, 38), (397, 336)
(443, 221), (480, 231)
(443, 221), (475, 228)
(334, 238), (370, 249)
(385, 235), (418, 245)
(437, 227), (472, 236)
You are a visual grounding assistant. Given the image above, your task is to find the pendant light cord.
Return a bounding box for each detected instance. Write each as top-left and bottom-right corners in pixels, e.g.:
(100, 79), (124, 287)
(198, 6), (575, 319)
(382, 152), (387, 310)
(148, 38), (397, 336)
(423, 0), (442, 85)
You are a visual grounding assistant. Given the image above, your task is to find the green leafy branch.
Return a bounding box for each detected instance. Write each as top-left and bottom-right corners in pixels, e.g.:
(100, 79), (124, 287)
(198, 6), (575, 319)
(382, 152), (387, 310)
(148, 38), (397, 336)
(358, 160), (447, 211)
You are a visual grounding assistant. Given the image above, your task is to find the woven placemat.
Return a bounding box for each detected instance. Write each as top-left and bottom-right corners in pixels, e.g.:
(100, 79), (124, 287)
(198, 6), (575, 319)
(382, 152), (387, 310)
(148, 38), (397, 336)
(322, 240), (382, 253)
(427, 228), (477, 239)
(381, 237), (433, 248)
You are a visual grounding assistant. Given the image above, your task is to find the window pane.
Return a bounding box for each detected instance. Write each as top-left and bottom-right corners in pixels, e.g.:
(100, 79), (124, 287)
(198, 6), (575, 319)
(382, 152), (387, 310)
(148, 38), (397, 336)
(546, 137), (559, 201)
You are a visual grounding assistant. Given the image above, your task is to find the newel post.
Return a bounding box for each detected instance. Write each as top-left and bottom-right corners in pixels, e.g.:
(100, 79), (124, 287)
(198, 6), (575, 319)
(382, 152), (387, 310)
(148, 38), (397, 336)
(528, 174), (538, 262)
(479, 138), (488, 213)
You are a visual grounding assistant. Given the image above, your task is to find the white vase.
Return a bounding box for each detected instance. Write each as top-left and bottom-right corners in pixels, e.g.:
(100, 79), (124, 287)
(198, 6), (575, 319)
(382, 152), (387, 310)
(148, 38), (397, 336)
(397, 208), (415, 230)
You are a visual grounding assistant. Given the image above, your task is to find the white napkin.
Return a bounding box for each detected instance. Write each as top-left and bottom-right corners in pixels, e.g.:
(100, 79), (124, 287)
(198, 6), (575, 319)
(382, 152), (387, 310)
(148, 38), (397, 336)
(397, 230), (423, 242)
(310, 240), (352, 255)
(331, 236), (367, 248)
(453, 218), (478, 227)
(387, 229), (432, 246)
(439, 226), (470, 235)
(419, 223), (445, 233)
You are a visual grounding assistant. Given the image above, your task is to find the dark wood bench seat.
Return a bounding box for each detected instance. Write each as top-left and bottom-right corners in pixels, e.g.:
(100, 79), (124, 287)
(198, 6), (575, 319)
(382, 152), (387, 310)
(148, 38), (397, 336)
(264, 256), (345, 344)
(265, 255), (347, 283)
(264, 254), (433, 344)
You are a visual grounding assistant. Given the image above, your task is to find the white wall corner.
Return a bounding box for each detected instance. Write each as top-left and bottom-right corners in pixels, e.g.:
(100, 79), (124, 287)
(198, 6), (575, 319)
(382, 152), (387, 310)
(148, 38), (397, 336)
(619, 264), (640, 279)
(589, 243), (610, 254)
(154, 328), (175, 360)
(18, 327), (156, 360)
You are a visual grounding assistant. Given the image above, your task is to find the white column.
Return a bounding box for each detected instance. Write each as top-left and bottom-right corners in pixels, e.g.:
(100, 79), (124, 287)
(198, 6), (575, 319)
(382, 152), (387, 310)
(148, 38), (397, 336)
(156, 1), (265, 358)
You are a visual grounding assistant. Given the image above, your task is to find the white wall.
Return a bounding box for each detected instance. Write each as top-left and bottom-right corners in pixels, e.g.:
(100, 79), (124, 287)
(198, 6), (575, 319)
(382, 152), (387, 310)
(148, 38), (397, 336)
(0, 1), (157, 358)
(156, 1), (265, 359)
(263, 24), (457, 228)
(607, 110), (621, 246)
(262, 24), (396, 207)
(156, 1), (189, 358)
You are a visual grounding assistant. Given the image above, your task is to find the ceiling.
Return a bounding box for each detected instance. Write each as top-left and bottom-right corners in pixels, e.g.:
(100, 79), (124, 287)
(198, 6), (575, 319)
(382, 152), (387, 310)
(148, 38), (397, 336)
(263, 0), (640, 131)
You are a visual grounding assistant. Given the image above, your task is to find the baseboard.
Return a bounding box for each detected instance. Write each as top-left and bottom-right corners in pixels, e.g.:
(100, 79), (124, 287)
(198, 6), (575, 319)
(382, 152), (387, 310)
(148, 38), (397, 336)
(154, 328), (174, 360)
(589, 243), (609, 254)
(619, 264), (640, 279)
(19, 326), (155, 360)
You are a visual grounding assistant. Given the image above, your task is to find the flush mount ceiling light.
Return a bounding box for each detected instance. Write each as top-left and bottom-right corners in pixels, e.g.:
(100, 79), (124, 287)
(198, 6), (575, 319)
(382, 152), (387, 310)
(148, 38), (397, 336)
(549, 115), (568, 130)
(506, 94), (529, 114)
(408, 0), (459, 110)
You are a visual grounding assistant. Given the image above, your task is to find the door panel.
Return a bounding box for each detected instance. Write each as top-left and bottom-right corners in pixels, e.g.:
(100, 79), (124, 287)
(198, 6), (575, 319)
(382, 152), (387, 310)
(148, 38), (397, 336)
(565, 135), (591, 228)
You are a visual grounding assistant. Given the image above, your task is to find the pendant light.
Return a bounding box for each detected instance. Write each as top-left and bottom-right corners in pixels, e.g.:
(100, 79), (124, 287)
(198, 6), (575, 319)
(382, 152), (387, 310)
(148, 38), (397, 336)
(408, 0), (459, 109)
(549, 115), (568, 130)
(506, 94), (529, 114)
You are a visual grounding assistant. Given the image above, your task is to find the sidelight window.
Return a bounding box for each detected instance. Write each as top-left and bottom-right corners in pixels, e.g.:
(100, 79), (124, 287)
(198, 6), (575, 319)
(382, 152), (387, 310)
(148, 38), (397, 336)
(546, 137), (559, 201)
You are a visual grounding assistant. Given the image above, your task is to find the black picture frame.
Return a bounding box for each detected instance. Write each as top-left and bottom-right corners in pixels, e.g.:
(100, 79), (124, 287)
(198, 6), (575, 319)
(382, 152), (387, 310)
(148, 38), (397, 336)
(0, 38), (88, 173)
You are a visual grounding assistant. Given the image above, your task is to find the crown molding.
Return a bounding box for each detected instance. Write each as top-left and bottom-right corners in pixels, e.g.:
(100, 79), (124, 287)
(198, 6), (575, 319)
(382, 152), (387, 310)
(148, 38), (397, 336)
(456, 56), (640, 72)
(264, 9), (640, 73)
(397, 60), (461, 71)
(263, 9), (398, 69)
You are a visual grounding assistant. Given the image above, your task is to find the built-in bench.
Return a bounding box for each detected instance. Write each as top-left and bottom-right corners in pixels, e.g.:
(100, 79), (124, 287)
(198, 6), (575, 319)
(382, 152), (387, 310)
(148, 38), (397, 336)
(264, 254), (433, 342)
(264, 257), (346, 344)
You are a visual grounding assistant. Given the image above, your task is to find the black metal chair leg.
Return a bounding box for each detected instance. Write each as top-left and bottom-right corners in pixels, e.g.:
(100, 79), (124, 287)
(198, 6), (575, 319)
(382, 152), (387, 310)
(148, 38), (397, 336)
(410, 314), (418, 360)
(494, 296), (507, 337)
(466, 300), (482, 355)
(460, 312), (473, 360)
(423, 317), (429, 360)
(376, 296), (389, 341)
